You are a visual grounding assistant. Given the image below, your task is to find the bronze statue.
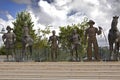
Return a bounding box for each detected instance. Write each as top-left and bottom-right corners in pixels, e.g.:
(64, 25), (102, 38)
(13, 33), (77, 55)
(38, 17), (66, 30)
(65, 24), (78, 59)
(48, 30), (59, 61)
(70, 29), (81, 61)
(22, 24), (33, 60)
(85, 20), (102, 61)
(2, 26), (16, 60)
(108, 16), (120, 60)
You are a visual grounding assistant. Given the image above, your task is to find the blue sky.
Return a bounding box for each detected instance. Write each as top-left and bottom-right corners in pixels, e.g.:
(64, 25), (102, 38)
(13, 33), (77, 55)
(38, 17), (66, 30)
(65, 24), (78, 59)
(0, 0), (27, 20)
(0, 0), (120, 46)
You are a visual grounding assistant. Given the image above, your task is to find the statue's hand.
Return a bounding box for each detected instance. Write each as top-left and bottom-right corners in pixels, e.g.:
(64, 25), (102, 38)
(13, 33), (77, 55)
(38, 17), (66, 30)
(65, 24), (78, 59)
(25, 44), (29, 47)
(98, 26), (102, 30)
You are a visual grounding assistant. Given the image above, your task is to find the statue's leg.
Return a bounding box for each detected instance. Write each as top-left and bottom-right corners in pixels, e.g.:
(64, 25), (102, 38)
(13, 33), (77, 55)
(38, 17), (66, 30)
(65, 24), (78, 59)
(53, 50), (56, 61)
(53, 46), (57, 61)
(117, 41), (120, 60)
(55, 47), (58, 61)
(29, 45), (32, 58)
(118, 43), (120, 61)
(11, 48), (15, 60)
(87, 40), (92, 61)
(109, 43), (113, 60)
(71, 49), (73, 60)
(116, 43), (119, 61)
(22, 48), (24, 59)
(6, 48), (9, 61)
(75, 45), (79, 61)
(71, 45), (75, 61)
(22, 45), (26, 61)
(114, 42), (119, 61)
(10, 48), (14, 61)
(93, 41), (100, 61)
(51, 47), (53, 61)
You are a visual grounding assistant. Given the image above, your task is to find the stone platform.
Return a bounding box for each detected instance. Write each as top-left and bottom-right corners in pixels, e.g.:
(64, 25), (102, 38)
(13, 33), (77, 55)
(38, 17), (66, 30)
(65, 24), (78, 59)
(0, 62), (120, 80)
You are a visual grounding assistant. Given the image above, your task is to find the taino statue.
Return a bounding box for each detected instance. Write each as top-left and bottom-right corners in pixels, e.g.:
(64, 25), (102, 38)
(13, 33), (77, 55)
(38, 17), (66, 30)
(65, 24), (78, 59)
(2, 26), (16, 60)
(22, 24), (33, 60)
(48, 30), (59, 61)
(70, 29), (81, 61)
(85, 20), (102, 61)
(108, 16), (120, 61)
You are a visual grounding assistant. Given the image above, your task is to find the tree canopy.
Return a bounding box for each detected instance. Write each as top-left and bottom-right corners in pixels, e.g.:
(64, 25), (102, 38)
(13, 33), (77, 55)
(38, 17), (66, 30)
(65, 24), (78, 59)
(13, 11), (37, 48)
(59, 18), (89, 55)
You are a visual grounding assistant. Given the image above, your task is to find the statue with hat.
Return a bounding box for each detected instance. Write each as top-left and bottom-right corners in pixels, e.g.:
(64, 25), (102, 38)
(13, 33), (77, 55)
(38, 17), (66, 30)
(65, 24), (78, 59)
(85, 20), (102, 61)
(2, 26), (16, 61)
(48, 30), (59, 61)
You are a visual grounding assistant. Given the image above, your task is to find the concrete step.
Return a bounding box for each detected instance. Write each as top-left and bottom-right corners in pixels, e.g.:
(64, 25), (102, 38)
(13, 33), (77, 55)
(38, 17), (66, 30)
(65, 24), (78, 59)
(0, 78), (120, 80)
(0, 75), (120, 79)
(0, 62), (119, 80)
(0, 69), (120, 72)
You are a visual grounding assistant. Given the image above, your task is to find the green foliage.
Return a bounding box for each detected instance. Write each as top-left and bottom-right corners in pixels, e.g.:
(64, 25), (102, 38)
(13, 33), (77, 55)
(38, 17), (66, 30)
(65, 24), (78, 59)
(0, 46), (6, 55)
(34, 26), (50, 48)
(59, 17), (89, 56)
(12, 11), (37, 48)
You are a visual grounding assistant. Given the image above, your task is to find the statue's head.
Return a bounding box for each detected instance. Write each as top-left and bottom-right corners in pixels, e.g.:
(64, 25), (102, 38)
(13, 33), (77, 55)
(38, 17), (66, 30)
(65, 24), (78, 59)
(6, 26), (12, 31)
(112, 15), (119, 23)
(111, 16), (119, 29)
(87, 20), (95, 25)
(52, 30), (56, 35)
(113, 16), (119, 19)
(73, 29), (77, 34)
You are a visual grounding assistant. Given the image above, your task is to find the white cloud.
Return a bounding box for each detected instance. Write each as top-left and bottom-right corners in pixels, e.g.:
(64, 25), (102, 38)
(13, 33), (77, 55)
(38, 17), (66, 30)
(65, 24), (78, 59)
(0, 16), (15, 29)
(1, 0), (120, 47)
(38, 0), (69, 27)
(26, 0), (120, 46)
(84, 0), (99, 6)
(6, 13), (14, 20)
(27, 10), (46, 31)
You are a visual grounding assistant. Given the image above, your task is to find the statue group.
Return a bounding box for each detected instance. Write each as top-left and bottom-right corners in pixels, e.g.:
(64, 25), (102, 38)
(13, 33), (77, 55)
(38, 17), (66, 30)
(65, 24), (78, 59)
(2, 16), (120, 61)
(2, 24), (33, 61)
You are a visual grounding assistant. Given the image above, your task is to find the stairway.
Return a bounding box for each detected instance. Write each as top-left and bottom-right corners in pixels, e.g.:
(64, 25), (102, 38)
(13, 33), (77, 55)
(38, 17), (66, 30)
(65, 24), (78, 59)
(0, 62), (120, 80)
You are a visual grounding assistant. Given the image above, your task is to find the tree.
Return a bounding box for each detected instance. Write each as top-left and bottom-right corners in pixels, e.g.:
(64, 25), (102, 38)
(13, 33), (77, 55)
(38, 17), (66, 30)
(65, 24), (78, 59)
(59, 17), (89, 57)
(34, 26), (50, 48)
(13, 11), (37, 48)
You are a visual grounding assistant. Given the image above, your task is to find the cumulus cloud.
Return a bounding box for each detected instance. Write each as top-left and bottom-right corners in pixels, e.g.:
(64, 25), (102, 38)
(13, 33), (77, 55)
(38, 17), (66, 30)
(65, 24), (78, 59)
(10, 0), (120, 46)
(0, 13), (15, 29)
(1, 0), (120, 46)
(27, 0), (120, 29)
(6, 13), (14, 20)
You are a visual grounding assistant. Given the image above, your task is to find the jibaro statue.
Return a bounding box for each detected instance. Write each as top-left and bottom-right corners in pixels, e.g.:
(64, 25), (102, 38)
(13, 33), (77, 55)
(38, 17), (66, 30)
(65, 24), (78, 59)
(85, 20), (102, 61)
(48, 30), (59, 61)
(70, 29), (81, 61)
(22, 24), (33, 60)
(2, 26), (16, 60)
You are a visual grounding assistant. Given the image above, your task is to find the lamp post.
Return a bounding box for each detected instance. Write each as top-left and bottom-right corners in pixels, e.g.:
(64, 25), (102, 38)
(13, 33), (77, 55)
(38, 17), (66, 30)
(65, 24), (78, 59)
(0, 24), (5, 60)
(0, 24), (5, 34)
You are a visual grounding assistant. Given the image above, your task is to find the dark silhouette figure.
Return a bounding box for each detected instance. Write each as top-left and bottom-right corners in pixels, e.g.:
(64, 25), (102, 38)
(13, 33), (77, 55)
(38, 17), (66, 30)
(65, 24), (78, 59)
(108, 16), (120, 60)
(48, 30), (59, 61)
(2, 26), (16, 60)
(22, 24), (33, 60)
(85, 20), (102, 61)
(70, 29), (81, 61)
